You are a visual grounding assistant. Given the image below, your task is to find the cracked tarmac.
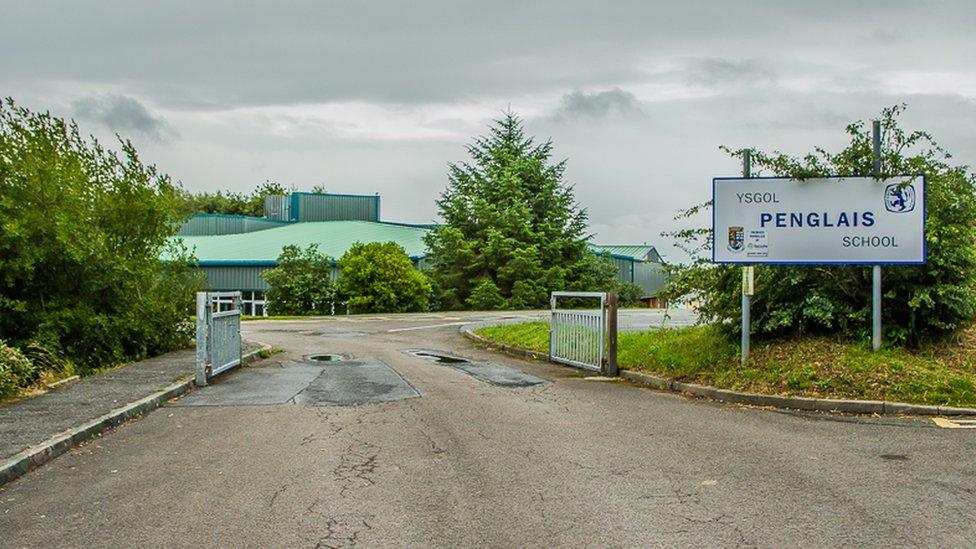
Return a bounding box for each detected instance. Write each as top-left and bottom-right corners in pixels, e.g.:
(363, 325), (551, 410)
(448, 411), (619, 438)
(2, 310), (976, 547)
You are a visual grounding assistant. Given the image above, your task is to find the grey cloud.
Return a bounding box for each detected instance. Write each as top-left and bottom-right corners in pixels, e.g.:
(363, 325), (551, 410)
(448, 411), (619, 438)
(5, 1), (962, 110)
(73, 94), (177, 141)
(555, 88), (645, 120)
(681, 58), (776, 88)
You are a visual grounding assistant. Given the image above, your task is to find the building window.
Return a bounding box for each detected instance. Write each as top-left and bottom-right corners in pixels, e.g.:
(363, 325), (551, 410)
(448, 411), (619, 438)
(240, 291), (268, 317)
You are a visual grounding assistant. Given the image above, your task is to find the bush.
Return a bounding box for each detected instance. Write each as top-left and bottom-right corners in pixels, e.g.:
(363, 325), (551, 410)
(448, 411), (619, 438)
(337, 241), (431, 313)
(0, 99), (203, 374)
(664, 105), (976, 346)
(0, 340), (35, 399)
(616, 282), (645, 307)
(261, 244), (335, 315)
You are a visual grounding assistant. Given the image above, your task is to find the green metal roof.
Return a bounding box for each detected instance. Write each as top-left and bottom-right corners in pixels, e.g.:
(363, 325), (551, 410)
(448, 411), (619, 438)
(170, 220), (430, 265)
(590, 244), (663, 263)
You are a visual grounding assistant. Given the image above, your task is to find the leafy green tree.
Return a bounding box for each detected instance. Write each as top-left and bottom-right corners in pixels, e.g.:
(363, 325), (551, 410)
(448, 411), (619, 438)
(424, 113), (610, 310)
(261, 244), (335, 315)
(337, 242), (431, 313)
(181, 180), (289, 216)
(663, 105), (976, 346)
(0, 98), (203, 373)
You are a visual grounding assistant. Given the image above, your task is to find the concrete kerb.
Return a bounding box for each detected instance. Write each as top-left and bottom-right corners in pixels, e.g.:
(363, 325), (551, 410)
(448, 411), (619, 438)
(0, 342), (272, 487)
(460, 323), (976, 418)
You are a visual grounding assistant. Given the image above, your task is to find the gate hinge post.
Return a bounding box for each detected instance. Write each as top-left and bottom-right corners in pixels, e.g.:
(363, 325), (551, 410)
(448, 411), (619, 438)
(605, 293), (619, 377)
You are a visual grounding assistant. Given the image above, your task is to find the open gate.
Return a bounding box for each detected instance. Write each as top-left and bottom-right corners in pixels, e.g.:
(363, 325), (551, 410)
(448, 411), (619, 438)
(195, 291), (243, 386)
(549, 291), (617, 374)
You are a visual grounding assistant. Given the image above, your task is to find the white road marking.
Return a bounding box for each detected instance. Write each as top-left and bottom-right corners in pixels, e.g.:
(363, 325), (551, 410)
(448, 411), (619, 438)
(387, 322), (470, 333)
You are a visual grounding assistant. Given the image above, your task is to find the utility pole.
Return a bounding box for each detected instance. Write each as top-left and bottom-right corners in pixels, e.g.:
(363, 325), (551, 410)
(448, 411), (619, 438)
(741, 149), (752, 364)
(872, 120), (882, 351)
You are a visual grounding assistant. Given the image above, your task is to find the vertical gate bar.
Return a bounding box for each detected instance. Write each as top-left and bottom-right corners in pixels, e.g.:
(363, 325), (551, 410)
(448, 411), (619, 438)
(195, 292), (208, 386)
(549, 294), (556, 360)
(606, 293), (618, 376)
(599, 296), (606, 370)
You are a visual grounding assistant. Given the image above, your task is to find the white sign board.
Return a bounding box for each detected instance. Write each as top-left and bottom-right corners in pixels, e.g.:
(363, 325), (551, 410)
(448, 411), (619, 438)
(712, 176), (925, 264)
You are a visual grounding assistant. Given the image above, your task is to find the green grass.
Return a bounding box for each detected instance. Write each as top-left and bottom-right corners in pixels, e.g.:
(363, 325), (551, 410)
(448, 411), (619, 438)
(474, 321), (976, 407)
(257, 347), (285, 359)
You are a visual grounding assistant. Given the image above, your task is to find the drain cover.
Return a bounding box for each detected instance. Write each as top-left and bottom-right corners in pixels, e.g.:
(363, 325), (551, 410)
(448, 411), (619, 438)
(307, 354), (345, 362)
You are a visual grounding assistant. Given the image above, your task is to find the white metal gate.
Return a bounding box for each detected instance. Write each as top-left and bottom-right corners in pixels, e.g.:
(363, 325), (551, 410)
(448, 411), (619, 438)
(196, 291), (242, 386)
(549, 291), (607, 372)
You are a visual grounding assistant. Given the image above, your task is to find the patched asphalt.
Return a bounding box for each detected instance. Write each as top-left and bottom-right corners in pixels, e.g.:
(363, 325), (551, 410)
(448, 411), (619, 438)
(404, 349), (547, 387)
(172, 357), (419, 407)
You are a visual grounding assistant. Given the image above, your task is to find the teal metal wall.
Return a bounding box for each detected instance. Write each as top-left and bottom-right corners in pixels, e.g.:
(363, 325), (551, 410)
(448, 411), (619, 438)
(201, 266), (270, 291)
(178, 214), (287, 236)
(292, 193), (380, 222)
(201, 265), (342, 291)
(632, 261), (667, 298)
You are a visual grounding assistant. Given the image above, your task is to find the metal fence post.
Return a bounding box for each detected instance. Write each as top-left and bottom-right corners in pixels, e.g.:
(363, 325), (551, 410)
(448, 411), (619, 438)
(741, 149), (752, 364)
(872, 119), (882, 351)
(195, 292), (209, 387)
(606, 293), (618, 376)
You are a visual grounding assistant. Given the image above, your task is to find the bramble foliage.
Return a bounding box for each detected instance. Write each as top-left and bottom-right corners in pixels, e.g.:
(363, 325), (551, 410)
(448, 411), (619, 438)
(261, 244), (335, 315)
(337, 241), (431, 313)
(0, 340), (35, 399)
(0, 99), (203, 375)
(424, 113), (618, 310)
(662, 105), (976, 346)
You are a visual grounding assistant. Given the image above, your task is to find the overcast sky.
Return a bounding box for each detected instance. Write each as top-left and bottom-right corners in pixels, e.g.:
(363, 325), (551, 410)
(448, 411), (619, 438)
(3, 1), (974, 261)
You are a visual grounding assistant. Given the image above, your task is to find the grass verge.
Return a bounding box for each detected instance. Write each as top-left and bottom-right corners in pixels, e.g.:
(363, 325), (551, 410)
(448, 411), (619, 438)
(474, 321), (976, 407)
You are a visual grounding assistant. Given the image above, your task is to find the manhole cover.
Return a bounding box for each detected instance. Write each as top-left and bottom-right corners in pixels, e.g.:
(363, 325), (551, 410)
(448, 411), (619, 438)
(307, 354), (345, 362)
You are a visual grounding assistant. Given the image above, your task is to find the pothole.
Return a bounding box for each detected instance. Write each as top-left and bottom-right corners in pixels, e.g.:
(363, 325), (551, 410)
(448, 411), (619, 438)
(307, 354), (346, 362)
(406, 350), (470, 364)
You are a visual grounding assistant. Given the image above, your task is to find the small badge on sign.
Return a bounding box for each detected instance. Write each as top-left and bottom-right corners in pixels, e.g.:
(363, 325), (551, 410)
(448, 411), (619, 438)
(727, 226), (745, 253)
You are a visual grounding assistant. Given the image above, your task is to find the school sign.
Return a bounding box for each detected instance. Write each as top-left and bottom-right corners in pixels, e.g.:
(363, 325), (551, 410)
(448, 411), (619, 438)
(712, 176), (925, 264)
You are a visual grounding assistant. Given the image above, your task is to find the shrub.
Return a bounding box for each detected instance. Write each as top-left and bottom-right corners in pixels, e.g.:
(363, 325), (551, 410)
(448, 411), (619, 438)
(337, 241), (431, 313)
(0, 340), (35, 399)
(261, 244), (335, 315)
(616, 282), (645, 307)
(0, 99), (203, 374)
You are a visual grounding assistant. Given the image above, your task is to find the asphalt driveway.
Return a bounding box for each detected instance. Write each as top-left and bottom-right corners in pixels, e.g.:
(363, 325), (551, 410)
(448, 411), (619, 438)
(1, 310), (974, 547)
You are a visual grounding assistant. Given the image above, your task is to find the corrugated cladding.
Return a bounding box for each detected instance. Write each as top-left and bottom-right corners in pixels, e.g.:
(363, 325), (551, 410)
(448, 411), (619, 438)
(177, 214), (287, 236)
(202, 266), (270, 291)
(611, 256), (633, 282)
(590, 244), (663, 263)
(292, 193), (380, 222)
(202, 265), (340, 291)
(263, 195), (291, 221)
(633, 261), (667, 298)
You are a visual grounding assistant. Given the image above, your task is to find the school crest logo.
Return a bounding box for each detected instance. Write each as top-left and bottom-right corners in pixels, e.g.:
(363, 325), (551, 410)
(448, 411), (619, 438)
(884, 183), (916, 213)
(727, 226), (745, 253)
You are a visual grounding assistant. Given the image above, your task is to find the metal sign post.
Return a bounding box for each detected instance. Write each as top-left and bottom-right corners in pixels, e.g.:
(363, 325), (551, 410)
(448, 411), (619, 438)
(872, 120), (882, 351)
(741, 149), (752, 364)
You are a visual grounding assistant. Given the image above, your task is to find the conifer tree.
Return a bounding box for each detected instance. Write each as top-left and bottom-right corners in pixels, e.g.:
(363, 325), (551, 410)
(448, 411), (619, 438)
(425, 113), (616, 310)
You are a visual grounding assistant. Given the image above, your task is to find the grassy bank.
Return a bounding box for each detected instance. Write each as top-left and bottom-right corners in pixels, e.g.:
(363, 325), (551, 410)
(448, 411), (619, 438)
(474, 321), (976, 407)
